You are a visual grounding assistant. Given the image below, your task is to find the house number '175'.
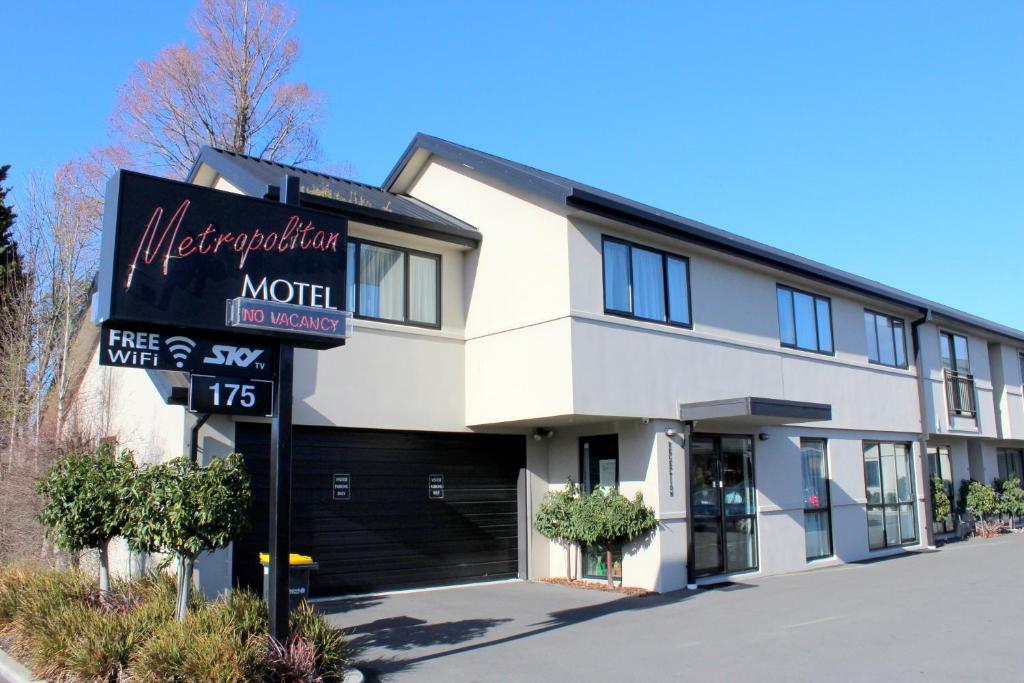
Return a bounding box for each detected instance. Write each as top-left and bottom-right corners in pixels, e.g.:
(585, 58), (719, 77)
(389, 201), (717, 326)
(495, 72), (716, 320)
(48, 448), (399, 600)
(188, 374), (274, 417)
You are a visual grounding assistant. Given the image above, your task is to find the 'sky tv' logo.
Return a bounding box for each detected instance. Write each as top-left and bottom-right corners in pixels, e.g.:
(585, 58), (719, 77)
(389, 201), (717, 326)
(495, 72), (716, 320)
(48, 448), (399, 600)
(203, 344), (264, 368)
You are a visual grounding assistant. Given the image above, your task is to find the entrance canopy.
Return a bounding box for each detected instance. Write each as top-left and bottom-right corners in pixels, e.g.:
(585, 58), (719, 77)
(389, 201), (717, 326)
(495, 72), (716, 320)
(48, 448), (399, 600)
(679, 397), (832, 425)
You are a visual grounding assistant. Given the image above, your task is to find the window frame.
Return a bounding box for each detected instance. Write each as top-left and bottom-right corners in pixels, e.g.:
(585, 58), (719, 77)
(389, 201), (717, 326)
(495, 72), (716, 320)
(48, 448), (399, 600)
(939, 331), (971, 374)
(801, 438), (833, 561)
(600, 235), (693, 329)
(776, 284), (835, 355)
(864, 309), (908, 369)
(347, 237), (442, 330)
(863, 441), (918, 550)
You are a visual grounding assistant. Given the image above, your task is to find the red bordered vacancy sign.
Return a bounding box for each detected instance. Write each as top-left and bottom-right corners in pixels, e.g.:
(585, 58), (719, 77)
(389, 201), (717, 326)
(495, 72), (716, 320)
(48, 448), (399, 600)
(226, 298), (353, 340)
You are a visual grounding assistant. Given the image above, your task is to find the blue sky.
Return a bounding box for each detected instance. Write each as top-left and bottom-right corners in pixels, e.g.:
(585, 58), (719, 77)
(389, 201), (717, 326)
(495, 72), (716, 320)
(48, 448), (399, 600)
(2, 1), (1021, 328)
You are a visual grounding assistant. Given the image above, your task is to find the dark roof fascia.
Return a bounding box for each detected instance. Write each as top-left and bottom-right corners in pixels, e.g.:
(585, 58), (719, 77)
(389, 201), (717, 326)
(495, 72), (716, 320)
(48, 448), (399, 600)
(567, 189), (922, 313)
(392, 134), (1024, 346)
(188, 148), (269, 196)
(383, 134), (572, 206)
(194, 146), (480, 247)
(262, 186), (480, 248)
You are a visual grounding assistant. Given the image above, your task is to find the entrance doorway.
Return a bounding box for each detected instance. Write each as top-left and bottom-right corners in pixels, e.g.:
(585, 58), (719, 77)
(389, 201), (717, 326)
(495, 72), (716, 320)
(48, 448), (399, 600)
(690, 435), (758, 577)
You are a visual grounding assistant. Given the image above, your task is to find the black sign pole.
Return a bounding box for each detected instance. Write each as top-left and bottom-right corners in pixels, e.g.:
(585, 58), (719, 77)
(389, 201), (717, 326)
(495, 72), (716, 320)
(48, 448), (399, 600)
(267, 175), (300, 642)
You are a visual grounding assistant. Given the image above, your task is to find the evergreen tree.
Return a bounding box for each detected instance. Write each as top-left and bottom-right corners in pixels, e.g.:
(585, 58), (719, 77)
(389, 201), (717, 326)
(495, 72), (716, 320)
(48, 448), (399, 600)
(0, 165), (23, 287)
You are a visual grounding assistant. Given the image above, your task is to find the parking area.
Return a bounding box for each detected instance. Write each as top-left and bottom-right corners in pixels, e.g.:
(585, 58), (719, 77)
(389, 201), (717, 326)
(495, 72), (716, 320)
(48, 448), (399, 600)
(320, 534), (1024, 682)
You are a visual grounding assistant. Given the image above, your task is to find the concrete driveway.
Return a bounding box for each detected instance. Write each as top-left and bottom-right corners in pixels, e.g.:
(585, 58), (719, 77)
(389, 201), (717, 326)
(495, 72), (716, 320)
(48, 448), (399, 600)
(319, 535), (1024, 682)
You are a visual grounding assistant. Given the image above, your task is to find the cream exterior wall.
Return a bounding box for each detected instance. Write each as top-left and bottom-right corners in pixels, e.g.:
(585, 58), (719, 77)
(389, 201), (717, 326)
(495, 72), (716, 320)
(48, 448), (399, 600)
(917, 322), (999, 438)
(294, 222), (468, 432)
(567, 218), (922, 433)
(990, 343), (1024, 440)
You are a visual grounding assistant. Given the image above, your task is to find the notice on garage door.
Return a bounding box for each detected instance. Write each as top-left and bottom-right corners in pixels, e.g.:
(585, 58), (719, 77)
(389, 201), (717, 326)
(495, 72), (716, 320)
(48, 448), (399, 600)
(333, 473), (351, 500)
(429, 474), (444, 499)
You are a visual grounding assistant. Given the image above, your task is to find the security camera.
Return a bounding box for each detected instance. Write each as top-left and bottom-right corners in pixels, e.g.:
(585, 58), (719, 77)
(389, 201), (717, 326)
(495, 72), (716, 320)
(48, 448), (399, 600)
(665, 429), (677, 438)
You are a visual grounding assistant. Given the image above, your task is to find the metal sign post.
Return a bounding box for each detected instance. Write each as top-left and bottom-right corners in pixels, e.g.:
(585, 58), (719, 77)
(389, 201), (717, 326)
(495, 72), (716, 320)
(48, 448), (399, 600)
(267, 175), (299, 642)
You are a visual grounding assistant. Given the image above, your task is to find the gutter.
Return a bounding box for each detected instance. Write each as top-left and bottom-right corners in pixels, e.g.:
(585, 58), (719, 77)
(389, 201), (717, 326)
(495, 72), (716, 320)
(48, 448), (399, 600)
(911, 309), (937, 548)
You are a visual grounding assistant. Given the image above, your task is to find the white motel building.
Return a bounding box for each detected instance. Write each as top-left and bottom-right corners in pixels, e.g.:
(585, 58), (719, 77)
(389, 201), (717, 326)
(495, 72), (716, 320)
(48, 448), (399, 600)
(74, 134), (1024, 598)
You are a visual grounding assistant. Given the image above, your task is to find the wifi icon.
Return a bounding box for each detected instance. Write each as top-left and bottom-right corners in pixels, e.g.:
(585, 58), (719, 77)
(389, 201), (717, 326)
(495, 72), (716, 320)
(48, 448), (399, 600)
(165, 336), (197, 369)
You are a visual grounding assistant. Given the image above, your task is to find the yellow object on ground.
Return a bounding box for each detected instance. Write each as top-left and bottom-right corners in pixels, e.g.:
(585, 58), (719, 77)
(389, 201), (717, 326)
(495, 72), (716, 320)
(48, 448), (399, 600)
(258, 552), (315, 565)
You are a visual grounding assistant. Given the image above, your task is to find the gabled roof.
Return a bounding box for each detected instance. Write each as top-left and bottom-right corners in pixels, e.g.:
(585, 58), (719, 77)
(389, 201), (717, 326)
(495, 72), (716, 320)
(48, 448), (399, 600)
(188, 147), (480, 247)
(385, 133), (1024, 345)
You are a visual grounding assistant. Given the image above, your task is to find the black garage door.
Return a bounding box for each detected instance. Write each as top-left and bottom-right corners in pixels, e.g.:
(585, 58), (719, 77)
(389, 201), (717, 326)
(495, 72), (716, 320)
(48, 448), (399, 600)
(232, 424), (526, 597)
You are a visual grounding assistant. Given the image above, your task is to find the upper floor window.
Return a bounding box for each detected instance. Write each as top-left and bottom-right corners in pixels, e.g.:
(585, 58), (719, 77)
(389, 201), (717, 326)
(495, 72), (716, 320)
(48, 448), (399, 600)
(939, 332), (971, 374)
(864, 310), (907, 368)
(602, 236), (691, 327)
(345, 238), (440, 328)
(940, 331), (975, 418)
(1018, 352), (1024, 387)
(776, 285), (833, 354)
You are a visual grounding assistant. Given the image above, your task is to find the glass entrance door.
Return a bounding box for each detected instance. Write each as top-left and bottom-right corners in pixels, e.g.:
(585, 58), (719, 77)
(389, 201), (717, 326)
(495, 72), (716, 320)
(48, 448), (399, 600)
(690, 435), (758, 577)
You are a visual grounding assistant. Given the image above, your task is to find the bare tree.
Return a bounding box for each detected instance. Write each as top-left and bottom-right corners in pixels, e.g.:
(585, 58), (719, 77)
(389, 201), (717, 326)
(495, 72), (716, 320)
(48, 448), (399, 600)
(112, 0), (324, 177)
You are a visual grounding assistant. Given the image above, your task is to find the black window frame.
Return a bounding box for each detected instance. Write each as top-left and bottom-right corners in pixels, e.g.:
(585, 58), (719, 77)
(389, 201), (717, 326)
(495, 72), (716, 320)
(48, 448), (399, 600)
(863, 441), (918, 550)
(939, 331), (976, 418)
(939, 331), (971, 374)
(776, 284), (834, 355)
(346, 237), (442, 330)
(864, 309), (909, 368)
(601, 235), (693, 329)
(801, 438), (833, 561)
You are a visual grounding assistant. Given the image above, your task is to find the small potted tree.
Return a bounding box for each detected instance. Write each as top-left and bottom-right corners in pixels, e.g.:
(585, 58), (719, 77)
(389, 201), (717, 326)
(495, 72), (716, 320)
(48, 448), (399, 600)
(573, 488), (657, 588)
(930, 475), (952, 531)
(37, 444), (135, 591)
(997, 477), (1024, 530)
(534, 479), (581, 580)
(126, 454), (251, 621)
(964, 480), (1002, 538)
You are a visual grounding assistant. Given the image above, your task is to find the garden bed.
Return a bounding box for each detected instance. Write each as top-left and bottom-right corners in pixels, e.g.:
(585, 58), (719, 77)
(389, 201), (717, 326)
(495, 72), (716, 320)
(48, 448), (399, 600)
(0, 565), (351, 682)
(538, 577), (656, 597)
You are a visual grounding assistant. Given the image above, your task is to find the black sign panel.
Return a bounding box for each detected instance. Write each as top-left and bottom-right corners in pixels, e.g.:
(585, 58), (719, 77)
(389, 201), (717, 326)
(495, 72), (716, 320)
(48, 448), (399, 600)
(429, 474), (444, 500)
(96, 171), (348, 348)
(333, 473), (351, 501)
(188, 374), (274, 417)
(99, 322), (276, 379)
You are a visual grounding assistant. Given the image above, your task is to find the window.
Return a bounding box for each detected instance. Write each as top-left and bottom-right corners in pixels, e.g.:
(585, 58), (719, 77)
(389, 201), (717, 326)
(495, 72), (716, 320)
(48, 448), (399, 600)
(1019, 352), (1024, 387)
(864, 310), (907, 368)
(776, 285), (833, 354)
(940, 332), (976, 418)
(939, 332), (971, 374)
(997, 448), (1024, 482)
(863, 442), (917, 549)
(579, 435), (622, 580)
(602, 236), (691, 327)
(801, 439), (832, 560)
(928, 446), (955, 534)
(345, 239), (440, 327)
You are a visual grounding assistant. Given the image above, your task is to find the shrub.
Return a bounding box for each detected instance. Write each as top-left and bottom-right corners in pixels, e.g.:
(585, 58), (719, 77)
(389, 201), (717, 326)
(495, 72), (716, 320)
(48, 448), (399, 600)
(36, 444), (136, 590)
(930, 475), (952, 523)
(126, 454), (252, 621)
(290, 600), (350, 677)
(534, 479), (581, 579)
(572, 488), (658, 588)
(0, 567), (350, 682)
(997, 477), (1024, 526)
(964, 480), (999, 522)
